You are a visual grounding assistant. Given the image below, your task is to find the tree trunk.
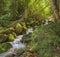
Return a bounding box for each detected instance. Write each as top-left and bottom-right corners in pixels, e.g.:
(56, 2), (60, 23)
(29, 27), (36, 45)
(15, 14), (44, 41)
(59, 0), (60, 16)
(50, 0), (59, 22)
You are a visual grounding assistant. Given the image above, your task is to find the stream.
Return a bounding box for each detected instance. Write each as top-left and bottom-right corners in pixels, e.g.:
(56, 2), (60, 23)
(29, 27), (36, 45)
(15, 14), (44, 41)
(0, 28), (33, 57)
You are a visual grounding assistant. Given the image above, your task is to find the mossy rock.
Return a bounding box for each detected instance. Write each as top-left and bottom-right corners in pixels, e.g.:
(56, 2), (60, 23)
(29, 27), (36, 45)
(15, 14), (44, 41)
(0, 43), (12, 53)
(21, 22), (28, 30)
(15, 23), (23, 34)
(12, 32), (17, 37)
(8, 33), (15, 41)
(4, 27), (15, 34)
(0, 34), (8, 43)
(0, 27), (15, 34)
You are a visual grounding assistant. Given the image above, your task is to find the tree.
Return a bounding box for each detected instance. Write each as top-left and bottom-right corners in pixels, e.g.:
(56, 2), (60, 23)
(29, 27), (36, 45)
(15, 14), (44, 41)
(59, 0), (60, 16)
(50, 0), (59, 22)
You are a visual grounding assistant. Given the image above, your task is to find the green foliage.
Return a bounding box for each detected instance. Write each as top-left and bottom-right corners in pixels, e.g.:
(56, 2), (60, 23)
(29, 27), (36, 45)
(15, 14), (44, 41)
(0, 43), (12, 53)
(0, 0), (52, 25)
(28, 0), (52, 19)
(0, 0), (18, 21)
(30, 23), (60, 57)
(22, 34), (32, 43)
(45, 22), (60, 37)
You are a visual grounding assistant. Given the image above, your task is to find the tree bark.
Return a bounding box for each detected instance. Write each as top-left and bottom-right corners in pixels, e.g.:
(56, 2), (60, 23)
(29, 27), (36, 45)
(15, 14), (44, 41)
(59, 0), (60, 16)
(50, 0), (59, 22)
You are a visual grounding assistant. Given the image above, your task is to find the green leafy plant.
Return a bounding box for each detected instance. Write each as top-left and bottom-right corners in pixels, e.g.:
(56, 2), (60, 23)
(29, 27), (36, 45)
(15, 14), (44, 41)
(30, 23), (60, 57)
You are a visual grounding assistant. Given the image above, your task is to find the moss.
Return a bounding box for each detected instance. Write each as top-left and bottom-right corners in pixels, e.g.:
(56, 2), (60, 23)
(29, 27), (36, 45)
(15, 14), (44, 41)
(21, 22), (28, 30)
(0, 27), (14, 34)
(8, 32), (17, 41)
(12, 32), (17, 38)
(0, 43), (12, 53)
(8, 34), (15, 41)
(15, 23), (23, 34)
(9, 27), (15, 31)
(2, 27), (15, 34)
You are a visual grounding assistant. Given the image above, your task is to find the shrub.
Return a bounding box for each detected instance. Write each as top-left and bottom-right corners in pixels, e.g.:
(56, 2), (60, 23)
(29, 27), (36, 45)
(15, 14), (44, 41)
(30, 23), (60, 57)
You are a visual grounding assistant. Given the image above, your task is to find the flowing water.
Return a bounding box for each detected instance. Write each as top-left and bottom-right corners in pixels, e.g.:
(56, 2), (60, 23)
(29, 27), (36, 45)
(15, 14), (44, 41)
(0, 28), (33, 57)
(10, 35), (25, 49)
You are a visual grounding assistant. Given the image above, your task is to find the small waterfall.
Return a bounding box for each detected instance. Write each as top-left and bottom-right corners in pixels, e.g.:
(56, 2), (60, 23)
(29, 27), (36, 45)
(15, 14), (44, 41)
(10, 35), (25, 49)
(0, 28), (33, 57)
(10, 28), (33, 49)
(0, 35), (25, 57)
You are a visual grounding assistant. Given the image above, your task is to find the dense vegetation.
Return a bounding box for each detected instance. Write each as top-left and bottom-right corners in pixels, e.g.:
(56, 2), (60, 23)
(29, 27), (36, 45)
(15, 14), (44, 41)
(30, 22), (60, 57)
(0, 0), (60, 57)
